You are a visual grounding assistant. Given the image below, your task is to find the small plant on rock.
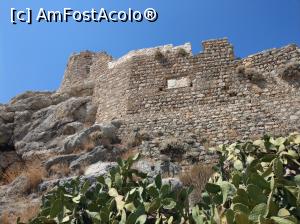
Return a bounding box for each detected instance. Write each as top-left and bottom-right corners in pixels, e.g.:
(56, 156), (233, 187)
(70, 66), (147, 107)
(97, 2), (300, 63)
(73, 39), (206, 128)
(24, 162), (45, 194)
(154, 50), (167, 63)
(160, 138), (186, 162)
(177, 48), (189, 57)
(49, 163), (70, 178)
(236, 65), (265, 84)
(278, 62), (300, 87)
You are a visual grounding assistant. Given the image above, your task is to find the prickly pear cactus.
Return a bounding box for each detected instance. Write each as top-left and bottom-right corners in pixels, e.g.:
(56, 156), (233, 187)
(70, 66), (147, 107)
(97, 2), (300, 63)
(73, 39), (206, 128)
(195, 133), (300, 224)
(21, 154), (193, 224)
(20, 133), (300, 224)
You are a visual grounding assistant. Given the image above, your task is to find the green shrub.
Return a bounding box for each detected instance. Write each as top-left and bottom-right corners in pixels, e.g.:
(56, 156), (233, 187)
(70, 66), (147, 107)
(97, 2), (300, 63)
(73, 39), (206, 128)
(154, 50), (167, 63)
(279, 62), (300, 87)
(177, 48), (189, 57)
(195, 133), (300, 224)
(160, 138), (186, 162)
(236, 65), (265, 83)
(20, 133), (300, 223)
(21, 154), (194, 224)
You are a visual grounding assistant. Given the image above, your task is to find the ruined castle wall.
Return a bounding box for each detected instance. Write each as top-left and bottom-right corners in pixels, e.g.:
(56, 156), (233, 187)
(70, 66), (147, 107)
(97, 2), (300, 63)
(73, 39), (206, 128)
(59, 39), (300, 145)
(119, 40), (300, 145)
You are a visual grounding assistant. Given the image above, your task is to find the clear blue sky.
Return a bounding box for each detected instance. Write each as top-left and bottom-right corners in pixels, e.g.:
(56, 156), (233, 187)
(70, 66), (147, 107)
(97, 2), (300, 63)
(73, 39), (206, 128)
(0, 0), (299, 103)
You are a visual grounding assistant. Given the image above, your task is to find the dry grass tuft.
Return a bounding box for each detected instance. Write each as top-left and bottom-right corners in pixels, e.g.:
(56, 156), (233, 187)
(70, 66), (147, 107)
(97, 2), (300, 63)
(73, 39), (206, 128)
(24, 162), (45, 194)
(0, 204), (40, 224)
(121, 148), (139, 160)
(18, 204), (40, 223)
(180, 164), (215, 206)
(177, 48), (189, 57)
(1, 154), (46, 187)
(236, 65), (265, 83)
(0, 162), (24, 185)
(279, 62), (300, 87)
(76, 161), (90, 176)
(160, 138), (186, 162)
(0, 211), (10, 224)
(49, 163), (70, 178)
(154, 50), (167, 63)
(124, 131), (150, 148)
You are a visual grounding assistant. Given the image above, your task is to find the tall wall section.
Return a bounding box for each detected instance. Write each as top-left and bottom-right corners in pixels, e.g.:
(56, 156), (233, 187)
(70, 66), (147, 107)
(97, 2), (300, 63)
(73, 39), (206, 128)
(59, 38), (300, 145)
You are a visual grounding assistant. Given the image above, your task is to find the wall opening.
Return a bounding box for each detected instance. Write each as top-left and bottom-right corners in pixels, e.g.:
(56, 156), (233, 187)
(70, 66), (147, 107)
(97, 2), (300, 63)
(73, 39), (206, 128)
(167, 77), (190, 89)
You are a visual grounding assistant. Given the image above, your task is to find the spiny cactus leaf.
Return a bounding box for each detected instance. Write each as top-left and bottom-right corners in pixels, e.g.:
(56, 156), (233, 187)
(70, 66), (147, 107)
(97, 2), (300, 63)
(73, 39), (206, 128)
(115, 195), (125, 211)
(160, 184), (170, 197)
(80, 181), (90, 194)
(108, 188), (119, 197)
(233, 195), (249, 206)
(126, 205), (145, 224)
(162, 198), (176, 210)
(249, 172), (269, 190)
(135, 215), (147, 224)
(278, 208), (290, 217)
(192, 206), (205, 224)
(233, 203), (250, 215)
(247, 184), (268, 205)
(294, 175), (300, 186)
(273, 158), (284, 177)
(147, 198), (161, 213)
(155, 174), (162, 189)
(220, 181), (236, 204)
(234, 160), (243, 171)
(147, 184), (159, 198)
(249, 203), (267, 222)
(232, 173), (241, 188)
(49, 199), (63, 219)
(270, 216), (297, 224)
(235, 212), (249, 224)
(205, 183), (221, 193)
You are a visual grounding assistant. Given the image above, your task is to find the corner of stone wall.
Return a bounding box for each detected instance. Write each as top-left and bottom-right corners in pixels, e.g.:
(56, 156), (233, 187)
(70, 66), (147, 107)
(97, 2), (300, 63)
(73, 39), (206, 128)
(58, 51), (112, 93)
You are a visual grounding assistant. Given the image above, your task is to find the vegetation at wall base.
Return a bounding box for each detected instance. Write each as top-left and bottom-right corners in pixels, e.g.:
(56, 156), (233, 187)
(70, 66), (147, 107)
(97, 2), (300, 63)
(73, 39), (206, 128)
(20, 133), (300, 224)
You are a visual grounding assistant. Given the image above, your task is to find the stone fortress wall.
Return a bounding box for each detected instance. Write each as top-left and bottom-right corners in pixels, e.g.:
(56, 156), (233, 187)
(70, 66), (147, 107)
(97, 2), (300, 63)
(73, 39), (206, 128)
(59, 38), (300, 145)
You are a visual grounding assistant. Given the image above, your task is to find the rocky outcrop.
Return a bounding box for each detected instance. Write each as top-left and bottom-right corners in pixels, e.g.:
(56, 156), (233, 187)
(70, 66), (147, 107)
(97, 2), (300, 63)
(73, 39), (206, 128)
(0, 89), (99, 159)
(0, 105), (14, 151)
(61, 123), (119, 154)
(0, 88), (125, 217)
